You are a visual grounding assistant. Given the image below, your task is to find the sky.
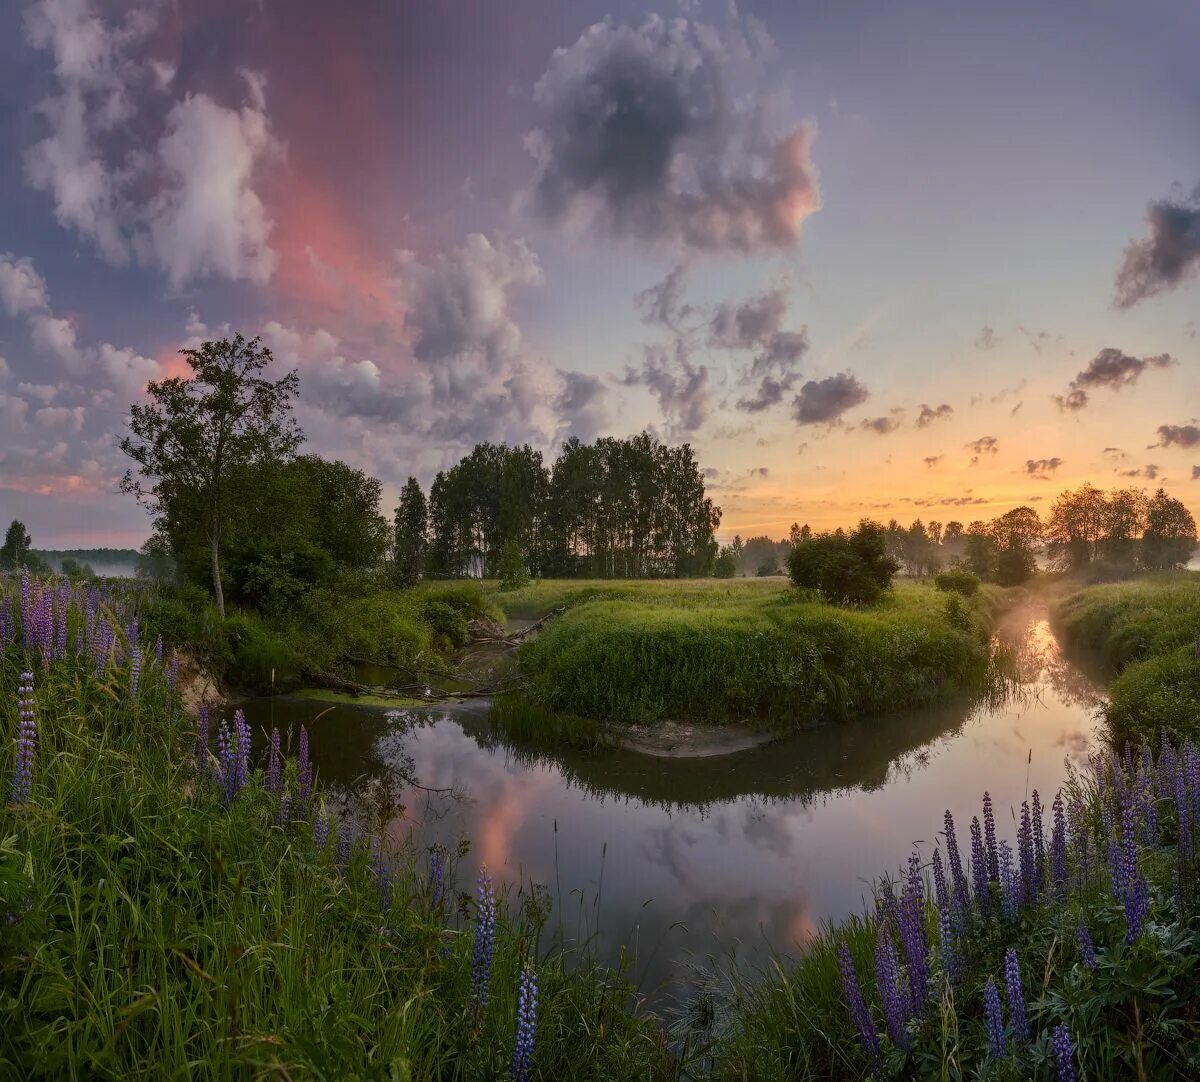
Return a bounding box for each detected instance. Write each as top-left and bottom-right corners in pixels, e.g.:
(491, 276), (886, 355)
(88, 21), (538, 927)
(0, 0), (1198, 548)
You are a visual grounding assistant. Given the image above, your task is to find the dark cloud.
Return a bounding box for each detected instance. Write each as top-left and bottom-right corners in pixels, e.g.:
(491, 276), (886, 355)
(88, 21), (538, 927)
(1010, 400), (1023, 417)
(1114, 182), (1200, 308)
(1025, 457), (1063, 479)
(1116, 464), (1159, 480)
(924, 455), (943, 468)
(1053, 347), (1175, 411)
(966, 436), (999, 457)
(915, 402), (953, 428)
(554, 370), (608, 442)
(860, 410), (904, 435)
(1018, 326), (1057, 355)
(622, 340), (711, 434)
(635, 263), (691, 328)
(524, 14), (820, 253)
(791, 372), (868, 426)
(1103, 447), (1127, 460)
(1152, 424), (1200, 449)
(974, 326), (998, 350)
(1192, 465), (1200, 480)
(736, 375), (794, 413)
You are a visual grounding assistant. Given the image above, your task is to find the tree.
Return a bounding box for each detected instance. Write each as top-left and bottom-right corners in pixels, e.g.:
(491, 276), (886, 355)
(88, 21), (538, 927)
(59, 557), (95, 581)
(1142, 488), (1197, 569)
(0, 520), (32, 571)
(393, 477), (429, 585)
(1101, 488), (1148, 566)
(496, 536), (530, 591)
(755, 557), (780, 577)
(120, 336), (301, 616)
(962, 521), (996, 580)
(989, 506), (1041, 585)
(713, 547), (736, 578)
(787, 520), (899, 605)
(1045, 484), (1108, 570)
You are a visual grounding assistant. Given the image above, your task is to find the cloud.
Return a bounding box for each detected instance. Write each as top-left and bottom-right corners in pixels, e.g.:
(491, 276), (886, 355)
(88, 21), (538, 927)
(1053, 347), (1175, 411)
(554, 370), (609, 442)
(1114, 182), (1200, 308)
(1025, 457), (1063, 479)
(22, 0), (279, 287)
(966, 435), (998, 465)
(393, 233), (542, 368)
(736, 375), (793, 413)
(523, 14), (820, 254)
(623, 340), (711, 434)
(1116, 464), (1159, 480)
(791, 372), (868, 426)
(1192, 465), (1200, 480)
(974, 326), (998, 350)
(636, 263), (692, 328)
(915, 402), (953, 428)
(707, 284), (809, 413)
(1152, 423), (1200, 449)
(34, 405), (86, 432)
(924, 455), (943, 468)
(1103, 446), (1127, 460)
(860, 409), (904, 435)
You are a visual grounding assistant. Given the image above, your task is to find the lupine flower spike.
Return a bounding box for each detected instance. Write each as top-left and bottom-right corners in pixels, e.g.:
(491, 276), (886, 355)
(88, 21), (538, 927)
(1003, 949), (1029, 1044)
(471, 867), (497, 1012)
(11, 673), (37, 806)
(1052, 1024), (1077, 1082)
(983, 977), (1005, 1059)
(838, 942), (880, 1063)
(510, 962), (539, 1082)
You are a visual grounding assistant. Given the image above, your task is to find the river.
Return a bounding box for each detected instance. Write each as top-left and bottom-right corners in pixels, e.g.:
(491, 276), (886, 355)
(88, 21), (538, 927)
(230, 598), (1104, 1010)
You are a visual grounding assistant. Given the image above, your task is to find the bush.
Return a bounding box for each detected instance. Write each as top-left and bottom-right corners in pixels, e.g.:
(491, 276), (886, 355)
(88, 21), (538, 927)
(755, 558), (780, 577)
(497, 536), (530, 591)
(786, 520), (899, 605)
(713, 550), (736, 578)
(1108, 646), (1200, 744)
(934, 568), (981, 597)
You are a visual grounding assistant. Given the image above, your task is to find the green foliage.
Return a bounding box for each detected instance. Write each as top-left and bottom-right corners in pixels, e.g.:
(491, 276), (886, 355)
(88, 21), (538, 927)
(755, 557), (780, 577)
(1054, 572), (1200, 742)
(0, 520), (33, 571)
(514, 580), (995, 726)
(934, 568), (981, 597)
(393, 476), (428, 585)
(0, 596), (671, 1078)
(497, 536), (531, 591)
(713, 549), (737, 578)
(787, 520), (900, 605)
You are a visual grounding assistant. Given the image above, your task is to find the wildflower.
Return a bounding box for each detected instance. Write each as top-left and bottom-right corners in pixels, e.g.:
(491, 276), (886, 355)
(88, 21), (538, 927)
(428, 846), (446, 909)
(1003, 949), (1029, 1044)
(313, 805), (329, 851)
(11, 673), (37, 806)
(129, 643), (142, 700)
(215, 719), (233, 791)
(276, 794), (292, 828)
(1018, 800), (1035, 906)
(167, 652), (179, 691)
(1031, 789), (1046, 895)
(837, 942), (879, 1061)
(983, 976), (1005, 1059)
(970, 815), (989, 913)
(931, 848), (949, 910)
(337, 823), (353, 871)
(266, 728), (282, 795)
(232, 710), (251, 793)
(937, 897), (962, 986)
(1076, 920), (1096, 970)
(471, 867), (497, 1011)
(297, 726), (312, 809)
(999, 840), (1019, 922)
(1124, 872), (1150, 943)
(511, 963), (539, 1082)
(983, 792), (999, 883)
(944, 809), (969, 907)
(154, 635), (163, 666)
(1050, 793), (1068, 891)
(1052, 1023), (1077, 1082)
(899, 851), (930, 1014)
(1175, 768), (1192, 863)
(874, 927), (911, 1050)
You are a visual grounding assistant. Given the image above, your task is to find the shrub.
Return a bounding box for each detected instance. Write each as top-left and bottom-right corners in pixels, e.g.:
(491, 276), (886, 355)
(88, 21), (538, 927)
(755, 558), (780, 577)
(786, 520), (899, 605)
(934, 569), (981, 597)
(497, 536), (530, 591)
(713, 550), (736, 578)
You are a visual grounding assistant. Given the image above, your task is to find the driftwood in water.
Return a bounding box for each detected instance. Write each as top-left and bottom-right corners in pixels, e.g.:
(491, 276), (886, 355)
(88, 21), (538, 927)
(471, 605), (566, 646)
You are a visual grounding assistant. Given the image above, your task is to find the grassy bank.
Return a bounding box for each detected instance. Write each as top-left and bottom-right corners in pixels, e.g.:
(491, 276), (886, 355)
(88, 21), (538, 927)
(500, 579), (1002, 727)
(713, 740), (1200, 1079)
(141, 577), (504, 692)
(0, 575), (671, 1078)
(1054, 572), (1200, 743)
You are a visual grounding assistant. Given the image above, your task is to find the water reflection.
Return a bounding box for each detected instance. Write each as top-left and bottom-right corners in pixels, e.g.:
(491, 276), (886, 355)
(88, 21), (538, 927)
(231, 599), (1101, 1005)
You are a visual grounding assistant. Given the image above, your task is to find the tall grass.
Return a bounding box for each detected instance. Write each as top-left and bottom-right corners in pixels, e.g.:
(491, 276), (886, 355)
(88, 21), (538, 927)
(512, 581), (1001, 726)
(1054, 572), (1200, 743)
(0, 573), (671, 1078)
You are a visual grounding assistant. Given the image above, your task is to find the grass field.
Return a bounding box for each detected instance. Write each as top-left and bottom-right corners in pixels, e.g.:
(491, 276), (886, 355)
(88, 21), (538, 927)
(1054, 571), (1200, 743)
(490, 579), (1002, 727)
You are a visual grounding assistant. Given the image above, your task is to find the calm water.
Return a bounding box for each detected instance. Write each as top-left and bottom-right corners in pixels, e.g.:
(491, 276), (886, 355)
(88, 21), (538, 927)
(232, 600), (1104, 1007)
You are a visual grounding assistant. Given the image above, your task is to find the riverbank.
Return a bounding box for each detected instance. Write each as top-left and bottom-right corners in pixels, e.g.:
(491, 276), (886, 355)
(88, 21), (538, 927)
(1053, 570), (1200, 743)
(0, 575), (673, 1077)
(495, 579), (1005, 728)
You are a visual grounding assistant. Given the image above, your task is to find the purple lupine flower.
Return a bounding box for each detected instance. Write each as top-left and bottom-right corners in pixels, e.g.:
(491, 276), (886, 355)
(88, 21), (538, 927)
(11, 672), (37, 806)
(970, 815), (989, 913)
(931, 848), (949, 910)
(983, 976), (1005, 1059)
(233, 710), (251, 793)
(1052, 1024), (1077, 1082)
(74, 625), (84, 657)
(297, 726), (312, 810)
(168, 652), (180, 691)
(1176, 768), (1193, 862)
(196, 706), (210, 767)
(1103, 798), (1121, 902)
(154, 635), (163, 666)
(511, 963), (539, 1082)
(1124, 872), (1150, 943)
(1003, 949), (1029, 1044)
(874, 881), (902, 940)
(998, 840), (1019, 922)
(216, 720), (237, 805)
(873, 928), (911, 1050)
(471, 867), (497, 1011)
(276, 794), (292, 828)
(428, 846), (446, 909)
(1031, 790), (1046, 896)
(937, 898), (962, 986)
(983, 792), (999, 883)
(1184, 742), (1200, 840)
(313, 805), (329, 851)
(944, 810), (969, 908)
(0, 595), (11, 646)
(129, 643), (142, 700)
(899, 851), (930, 1014)
(837, 942), (880, 1062)
(1050, 792), (1068, 891)
(337, 823), (353, 871)
(266, 728), (282, 795)
(1017, 801), (1035, 906)
(1076, 920), (1096, 970)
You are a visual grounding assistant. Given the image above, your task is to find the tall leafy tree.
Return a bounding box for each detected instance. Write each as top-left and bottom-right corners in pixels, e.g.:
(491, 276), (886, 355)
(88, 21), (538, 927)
(120, 335), (302, 616)
(0, 520), (32, 571)
(1142, 488), (1197, 569)
(393, 477), (429, 585)
(1045, 483), (1108, 569)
